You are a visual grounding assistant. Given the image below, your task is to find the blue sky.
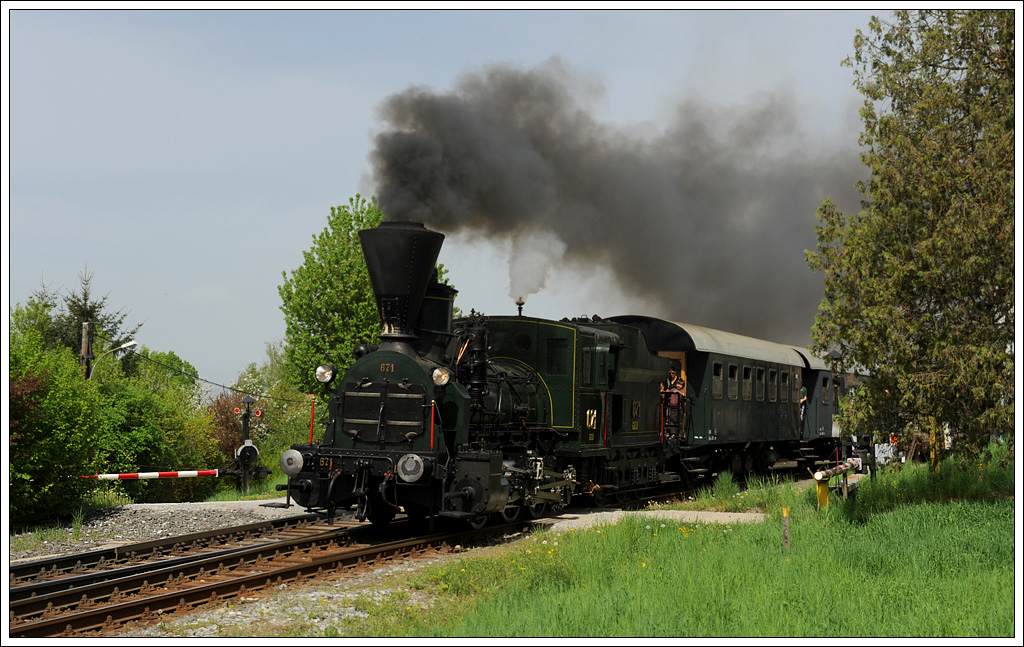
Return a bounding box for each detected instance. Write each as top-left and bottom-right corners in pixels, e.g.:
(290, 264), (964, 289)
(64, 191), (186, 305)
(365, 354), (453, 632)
(6, 6), (885, 387)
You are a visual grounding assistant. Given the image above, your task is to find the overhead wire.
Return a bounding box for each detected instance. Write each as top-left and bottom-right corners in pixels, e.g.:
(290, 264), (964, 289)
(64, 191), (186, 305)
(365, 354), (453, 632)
(91, 330), (311, 404)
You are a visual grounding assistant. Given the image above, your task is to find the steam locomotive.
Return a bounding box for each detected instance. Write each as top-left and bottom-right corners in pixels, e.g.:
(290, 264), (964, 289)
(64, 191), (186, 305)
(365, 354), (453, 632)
(278, 221), (857, 528)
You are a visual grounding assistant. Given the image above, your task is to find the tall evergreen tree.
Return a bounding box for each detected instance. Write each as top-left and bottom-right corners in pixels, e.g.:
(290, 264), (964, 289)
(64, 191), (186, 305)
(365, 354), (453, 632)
(807, 10), (1014, 460)
(24, 265), (143, 375)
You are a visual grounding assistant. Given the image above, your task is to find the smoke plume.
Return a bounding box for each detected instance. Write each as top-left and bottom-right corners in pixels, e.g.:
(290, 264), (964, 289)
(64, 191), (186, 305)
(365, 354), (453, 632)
(370, 58), (863, 345)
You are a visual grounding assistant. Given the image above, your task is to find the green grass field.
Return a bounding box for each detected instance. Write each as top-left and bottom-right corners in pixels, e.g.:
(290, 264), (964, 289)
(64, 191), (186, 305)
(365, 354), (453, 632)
(311, 443), (1016, 638)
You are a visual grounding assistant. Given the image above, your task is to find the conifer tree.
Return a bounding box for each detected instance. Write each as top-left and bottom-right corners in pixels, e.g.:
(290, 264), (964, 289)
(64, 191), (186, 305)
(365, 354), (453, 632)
(807, 10), (1014, 461)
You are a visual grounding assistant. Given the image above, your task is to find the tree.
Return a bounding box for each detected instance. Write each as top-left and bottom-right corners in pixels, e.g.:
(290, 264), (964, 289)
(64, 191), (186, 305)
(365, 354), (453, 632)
(806, 10), (1014, 463)
(90, 349), (221, 503)
(21, 266), (143, 377)
(278, 195), (384, 395)
(9, 319), (103, 525)
(232, 340), (317, 455)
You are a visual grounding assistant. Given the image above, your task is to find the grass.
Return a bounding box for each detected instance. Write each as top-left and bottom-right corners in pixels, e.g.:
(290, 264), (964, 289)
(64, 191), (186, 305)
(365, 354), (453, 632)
(648, 471), (807, 514)
(9, 485), (134, 552)
(403, 501), (1013, 637)
(262, 496), (1010, 638)
(264, 442), (1015, 638)
(202, 471), (289, 502)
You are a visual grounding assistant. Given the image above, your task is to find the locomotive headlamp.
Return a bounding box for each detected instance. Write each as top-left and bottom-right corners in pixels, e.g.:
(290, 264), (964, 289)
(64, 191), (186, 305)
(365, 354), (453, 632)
(280, 449), (304, 477)
(315, 364), (336, 384)
(397, 453), (430, 482)
(431, 367), (451, 386)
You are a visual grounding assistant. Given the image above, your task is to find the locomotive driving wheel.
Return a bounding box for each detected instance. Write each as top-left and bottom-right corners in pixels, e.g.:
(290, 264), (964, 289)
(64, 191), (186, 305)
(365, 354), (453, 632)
(523, 500), (549, 519)
(496, 503), (522, 524)
(591, 487), (613, 507)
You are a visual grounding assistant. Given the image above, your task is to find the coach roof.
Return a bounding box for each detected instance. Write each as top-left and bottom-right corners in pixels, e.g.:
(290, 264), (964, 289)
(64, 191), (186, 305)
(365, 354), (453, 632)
(608, 315), (808, 367)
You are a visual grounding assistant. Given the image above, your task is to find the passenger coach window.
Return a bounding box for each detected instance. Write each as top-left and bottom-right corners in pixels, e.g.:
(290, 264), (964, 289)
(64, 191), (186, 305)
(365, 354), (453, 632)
(781, 371), (789, 402)
(822, 377), (830, 406)
(756, 367), (765, 401)
(769, 369), (778, 402)
(712, 362), (723, 399)
(728, 364), (738, 400)
(743, 366), (752, 401)
(547, 338), (570, 376)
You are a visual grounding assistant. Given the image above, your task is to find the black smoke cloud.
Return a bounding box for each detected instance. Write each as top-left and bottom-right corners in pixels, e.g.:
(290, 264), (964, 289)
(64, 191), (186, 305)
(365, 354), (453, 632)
(370, 58), (863, 346)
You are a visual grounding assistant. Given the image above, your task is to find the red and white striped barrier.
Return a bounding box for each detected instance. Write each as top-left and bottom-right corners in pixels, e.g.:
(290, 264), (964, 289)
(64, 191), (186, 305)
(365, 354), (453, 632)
(83, 470), (219, 481)
(813, 458), (861, 482)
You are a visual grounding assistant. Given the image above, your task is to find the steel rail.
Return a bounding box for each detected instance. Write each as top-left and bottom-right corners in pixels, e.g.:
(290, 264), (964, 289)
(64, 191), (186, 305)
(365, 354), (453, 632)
(10, 523), (368, 625)
(9, 517), (341, 603)
(10, 512), (322, 585)
(10, 523), (480, 638)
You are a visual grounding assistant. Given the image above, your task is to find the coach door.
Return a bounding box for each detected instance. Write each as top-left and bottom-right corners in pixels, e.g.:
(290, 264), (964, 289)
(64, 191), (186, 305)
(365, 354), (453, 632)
(659, 352), (688, 441)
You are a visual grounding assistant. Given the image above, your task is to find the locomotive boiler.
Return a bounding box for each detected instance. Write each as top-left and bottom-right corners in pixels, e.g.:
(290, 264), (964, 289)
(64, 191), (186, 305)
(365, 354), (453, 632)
(279, 220), (854, 528)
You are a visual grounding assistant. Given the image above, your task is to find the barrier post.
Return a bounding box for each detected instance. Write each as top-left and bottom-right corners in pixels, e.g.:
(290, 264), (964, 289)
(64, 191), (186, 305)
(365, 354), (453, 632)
(813, 458), (862, 509)
(782, 505), (791, 552)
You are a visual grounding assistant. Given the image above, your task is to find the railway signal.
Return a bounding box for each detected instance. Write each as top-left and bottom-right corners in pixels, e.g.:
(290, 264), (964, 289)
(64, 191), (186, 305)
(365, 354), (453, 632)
(229, 395), (269, 494)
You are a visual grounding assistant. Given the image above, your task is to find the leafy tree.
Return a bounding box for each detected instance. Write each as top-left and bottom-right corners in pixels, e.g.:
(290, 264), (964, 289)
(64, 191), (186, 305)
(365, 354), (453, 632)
(278, 195), (384, 394)
(116, 350), (220, 502)
(807, 10), (1014, 462)
(84, 345), (221, 502)
(209, 390), (247, 461)
(9, 319), (103, 525)
(10, 285), (222, 513)
(233, 340), (317, 455)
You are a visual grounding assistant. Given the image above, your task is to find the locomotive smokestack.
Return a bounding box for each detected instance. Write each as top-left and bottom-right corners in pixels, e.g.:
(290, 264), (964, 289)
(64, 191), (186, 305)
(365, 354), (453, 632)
(359, 221), (445, 344)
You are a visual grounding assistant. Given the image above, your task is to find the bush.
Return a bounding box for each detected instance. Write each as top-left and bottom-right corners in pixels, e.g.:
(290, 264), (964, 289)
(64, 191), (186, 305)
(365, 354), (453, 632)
(9, 331), (102, 527)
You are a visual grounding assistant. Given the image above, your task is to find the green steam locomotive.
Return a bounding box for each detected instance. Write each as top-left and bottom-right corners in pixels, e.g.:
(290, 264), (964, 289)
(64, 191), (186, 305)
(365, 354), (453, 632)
(278, 221), (856, 528)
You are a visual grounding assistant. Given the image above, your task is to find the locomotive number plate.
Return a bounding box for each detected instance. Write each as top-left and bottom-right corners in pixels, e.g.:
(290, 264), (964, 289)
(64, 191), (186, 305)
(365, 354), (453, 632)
(318, 456), (334, 471)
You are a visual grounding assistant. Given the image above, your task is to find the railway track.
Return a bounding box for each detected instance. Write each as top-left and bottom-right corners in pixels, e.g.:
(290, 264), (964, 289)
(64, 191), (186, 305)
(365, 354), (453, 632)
(9, 512), (506, 638)
(9, 467), (835, 638)
(9, 512), (326, 587)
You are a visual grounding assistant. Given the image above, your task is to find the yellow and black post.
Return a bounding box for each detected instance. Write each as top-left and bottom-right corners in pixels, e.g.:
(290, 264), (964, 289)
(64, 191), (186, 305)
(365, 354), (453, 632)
(813, 458), (862, 509)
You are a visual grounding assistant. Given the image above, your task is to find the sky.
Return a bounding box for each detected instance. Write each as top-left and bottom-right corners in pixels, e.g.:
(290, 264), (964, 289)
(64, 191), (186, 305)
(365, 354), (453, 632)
(6, 5), (890, 389)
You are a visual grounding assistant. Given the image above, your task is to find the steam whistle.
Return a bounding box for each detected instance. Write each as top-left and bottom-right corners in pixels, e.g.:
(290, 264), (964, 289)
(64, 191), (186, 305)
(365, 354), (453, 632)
(516, 297), (525, 316)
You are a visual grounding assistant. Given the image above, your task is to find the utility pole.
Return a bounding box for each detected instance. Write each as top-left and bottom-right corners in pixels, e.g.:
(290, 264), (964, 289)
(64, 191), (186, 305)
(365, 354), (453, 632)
(80, 322), (93, 377)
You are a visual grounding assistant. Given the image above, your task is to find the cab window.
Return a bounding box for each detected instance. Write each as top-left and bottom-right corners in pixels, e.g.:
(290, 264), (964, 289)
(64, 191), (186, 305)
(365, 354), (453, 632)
(547, 338), (570, 376)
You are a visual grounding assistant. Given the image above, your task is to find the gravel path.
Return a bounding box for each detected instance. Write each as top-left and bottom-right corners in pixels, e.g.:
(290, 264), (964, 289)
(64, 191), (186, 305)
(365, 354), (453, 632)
(8, 497), (303, 564)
